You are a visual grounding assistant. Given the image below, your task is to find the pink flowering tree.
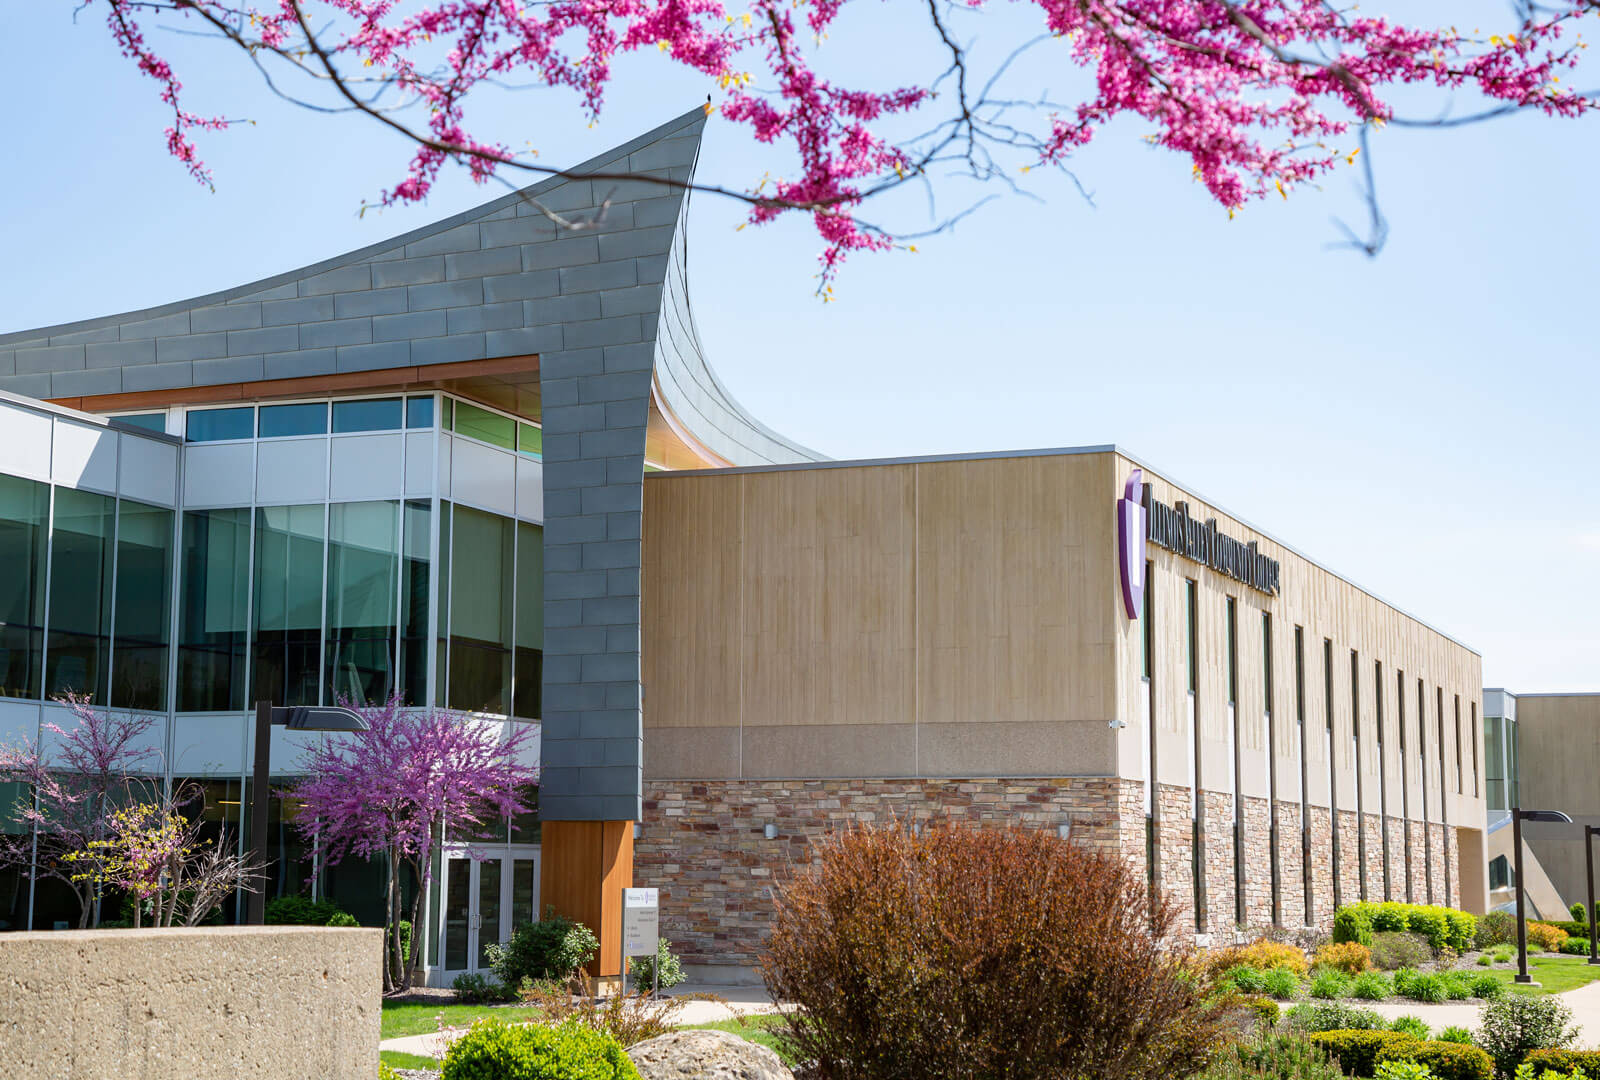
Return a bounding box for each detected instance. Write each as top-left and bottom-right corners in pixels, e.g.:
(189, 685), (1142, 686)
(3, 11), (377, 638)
(0, 696), (160, 928)
(85, 0), (1598, 289)
(289, 696), (538, 992)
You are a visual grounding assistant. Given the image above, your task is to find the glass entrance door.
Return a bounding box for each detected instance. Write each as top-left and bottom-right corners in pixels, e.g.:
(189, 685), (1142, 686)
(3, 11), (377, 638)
(439, 847), (540, 979)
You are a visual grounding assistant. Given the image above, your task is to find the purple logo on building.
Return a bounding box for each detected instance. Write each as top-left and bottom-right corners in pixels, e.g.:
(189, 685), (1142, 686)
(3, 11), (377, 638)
(1118, 469), (1147, 620)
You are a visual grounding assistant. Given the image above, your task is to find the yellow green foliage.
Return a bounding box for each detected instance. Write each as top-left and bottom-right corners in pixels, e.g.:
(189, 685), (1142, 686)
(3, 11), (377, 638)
(1316, 942), (1373, 975)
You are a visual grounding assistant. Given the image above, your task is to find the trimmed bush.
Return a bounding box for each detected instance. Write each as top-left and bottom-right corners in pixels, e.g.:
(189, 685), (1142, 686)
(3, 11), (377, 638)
(1264, 967), (1303, 1001)
(1526, 923), (1569, 953)
(1386, 1041), (1496, 1080)
(762, 822), (1224, 1080)
(1317, 942), (1374, 975)
(1390, 1017), (1432, 1040)
(440, 1018), (640, 1080)
(1521, 1050), (1600, 1076)
(1545, 921), (1592, 939)
(627, 937), (686, 994)
(486, 910), (600, 988)
(1376, 1061), (1434, 1080)
(1477, 995), (1579, 1077)
(1311, 969), (1353, 999)
(1477, 912), (1517, 950)
(1287, 1002), (1386, 1033)
(1333, 902), (1476, 952)
(1570, 904), (1587, 924)
(1351, 972), (1393, 1000)
(1335, 907), (1376, 947)
(1371, 932), (1435, 971)
(327, 911), (359, 927)
(1309, 1031), (1422, 1076)
(264, 895), (346, 925)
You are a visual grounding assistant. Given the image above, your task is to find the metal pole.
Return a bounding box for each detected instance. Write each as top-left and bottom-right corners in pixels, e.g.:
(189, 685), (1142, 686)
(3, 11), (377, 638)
(1514, 808), (1532, 984)
(1587, 825), (1598, 967)
(247, 699), (272, 925)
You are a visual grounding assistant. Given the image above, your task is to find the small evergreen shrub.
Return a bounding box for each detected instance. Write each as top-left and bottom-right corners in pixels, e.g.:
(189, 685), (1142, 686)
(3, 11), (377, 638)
(1308, 1030), (1421, 1075)
(327, 911), (359, 927)
(1372, 932), (1435, 971)
(1477, 912), (1518, 950)
(627, 937), (686, 994)
(264, 895), (347, 925)
(1521, 1050), (1600, 1075)
(1317, 942), (1374, 975)
(1311, 969), (1353, 999)
(1477, 995), (1579, 1077)
(452, 972), (512, 1004)
(1438, 1028), (1475, 1046)
(486, 909), (600, 988)
(440, 1018), (640, 1080)
(1202, 1031), (1345, 1080)
(1390, 1016), (1432, 1040)
(1526, 924), (1569, 953)
(1570, 904), (1587, 924)
(1286, 1002), (1386, 1033)
(1351, 972), (1393, 1000)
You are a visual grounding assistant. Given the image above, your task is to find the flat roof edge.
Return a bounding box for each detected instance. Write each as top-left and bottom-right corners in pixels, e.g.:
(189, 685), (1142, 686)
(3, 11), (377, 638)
(650, 442), (1482, 658)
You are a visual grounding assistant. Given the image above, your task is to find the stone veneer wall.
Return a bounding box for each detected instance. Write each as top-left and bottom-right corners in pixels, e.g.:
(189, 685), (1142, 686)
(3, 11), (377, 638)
(636, 778), (1474, 966)
(1337, 810), (1363, 906)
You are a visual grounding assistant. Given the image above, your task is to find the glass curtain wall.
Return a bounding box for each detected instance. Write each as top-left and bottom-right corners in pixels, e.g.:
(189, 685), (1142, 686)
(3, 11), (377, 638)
(448, 506), (514, 714)
(45, 488), (115, 700)
(252, 505), (326, 708)
(400, 501), (431, 707)
(111, 501), (174, 711)
(177, 509), (251, 711)
(325, 501), (399, 707)
(513, 522), (543, 721)
(0, 475), (49, 699)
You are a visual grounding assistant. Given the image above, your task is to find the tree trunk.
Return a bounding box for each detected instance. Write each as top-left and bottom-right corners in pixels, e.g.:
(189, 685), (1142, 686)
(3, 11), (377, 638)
(403, 857), (426, 991)
(384, 845), (399, 993)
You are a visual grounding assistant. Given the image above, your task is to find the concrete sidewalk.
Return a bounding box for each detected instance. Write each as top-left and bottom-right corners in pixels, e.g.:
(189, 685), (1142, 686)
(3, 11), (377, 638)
(1364, 980), (1600, 1047)
(379, 980), (784, 1058)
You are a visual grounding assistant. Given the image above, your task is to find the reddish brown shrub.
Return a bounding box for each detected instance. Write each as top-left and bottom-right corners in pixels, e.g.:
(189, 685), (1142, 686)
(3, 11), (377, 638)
(761, 822), (1223, 1080)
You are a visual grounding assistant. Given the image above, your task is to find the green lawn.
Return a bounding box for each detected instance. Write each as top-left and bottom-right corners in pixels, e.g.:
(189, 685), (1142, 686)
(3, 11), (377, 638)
(1478, 954), (1600, 996)
(380, 1001), (549, 1040)
(381, 1049), (441, 1072)
(683, 1015), (797, 1066)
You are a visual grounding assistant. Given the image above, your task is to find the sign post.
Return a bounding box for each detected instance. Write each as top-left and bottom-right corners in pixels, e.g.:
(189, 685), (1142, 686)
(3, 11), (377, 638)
(621, 887), (660, 997)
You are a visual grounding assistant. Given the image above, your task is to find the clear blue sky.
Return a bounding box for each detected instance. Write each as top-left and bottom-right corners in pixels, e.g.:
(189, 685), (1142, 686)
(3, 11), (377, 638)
(3, 1), (1595, 690)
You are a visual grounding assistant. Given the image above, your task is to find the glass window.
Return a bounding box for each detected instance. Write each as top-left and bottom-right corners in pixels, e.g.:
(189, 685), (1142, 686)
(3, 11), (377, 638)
(252, 504), (326, 707)
(325, 501), (399, 707)
(1184, 580), (1197, 693)
(434, 502), (451, 708)
(442, 398), (455, 432)
(331, 398), (403, 434)
(517, 423), (542, 459)
(0, 475), (49, 699)
(1225, 596), (1238, 705)
(111, 500), (173, 711)
(406, 396), (435, 430)
(46, 488), (115, 701)
(448, 506), (513, 714)
(454, 402), (515, 450)
(177, 508), (251, 711)
(259, 402), (328, 438)
(187, 407), (254, 442)
(513, 522), (543, 721)
(1488, 854), (1510, 891)
(112, 413), (167, 434)
(400, 501), (431, 708)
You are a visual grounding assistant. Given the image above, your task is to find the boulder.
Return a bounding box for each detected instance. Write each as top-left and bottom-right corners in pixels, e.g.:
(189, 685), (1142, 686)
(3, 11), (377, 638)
(627, 1029), (794, 1080)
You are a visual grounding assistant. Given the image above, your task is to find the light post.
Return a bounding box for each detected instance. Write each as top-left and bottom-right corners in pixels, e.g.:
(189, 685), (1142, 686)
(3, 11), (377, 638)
(246, 701), (369, 925)
(1513, 806), (1573, 985)
(1586, 824), (1599, 967)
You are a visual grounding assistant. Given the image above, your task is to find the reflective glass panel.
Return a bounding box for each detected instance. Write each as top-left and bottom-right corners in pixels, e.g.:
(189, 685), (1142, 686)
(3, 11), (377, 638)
(477, 859), (501, 969)
(252, 504), (325, 707)
(46, 488), (115, 700)
(517, 423), (542, 459)
(399, 501), (430, 707)
(325, 501), (398, 707)
(444, 858), (470, 969)
(448, 506), (512, 714)
(112, 413), (167, 434)
(513, 522), (542, 721)
(331, 398), (403, 434)
(186, 407), (254, 442)
(112, 500), (174, 711)
(511, 858), (536, 929)
(259, 402), (328, 438)
(453, 403), (514, 450)
(406, 396), (435, 429)
(442, 398), (454, 431)
(434, 502), (451, 708)
(510, 785), (540, 844)
(177, 508), (251, 711)
(0, 475), (50, 699)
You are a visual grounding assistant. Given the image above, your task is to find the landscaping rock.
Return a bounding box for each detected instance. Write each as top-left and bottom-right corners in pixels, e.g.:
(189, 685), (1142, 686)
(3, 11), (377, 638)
(627, 1029), (793, 1080)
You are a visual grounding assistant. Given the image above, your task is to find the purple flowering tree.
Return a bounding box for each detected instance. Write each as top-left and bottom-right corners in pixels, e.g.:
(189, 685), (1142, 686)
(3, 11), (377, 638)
(289, 696), (538, 992)
(0, 696), (160, 928)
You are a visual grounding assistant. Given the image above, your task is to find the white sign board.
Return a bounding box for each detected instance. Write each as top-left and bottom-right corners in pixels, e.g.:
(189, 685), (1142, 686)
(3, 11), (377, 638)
(621, 887), (660, 958)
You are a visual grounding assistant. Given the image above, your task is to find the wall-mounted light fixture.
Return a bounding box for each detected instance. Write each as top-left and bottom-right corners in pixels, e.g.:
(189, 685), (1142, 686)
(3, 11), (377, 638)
(1057, 822), (1072, 841)
(763, 824), (779, 840)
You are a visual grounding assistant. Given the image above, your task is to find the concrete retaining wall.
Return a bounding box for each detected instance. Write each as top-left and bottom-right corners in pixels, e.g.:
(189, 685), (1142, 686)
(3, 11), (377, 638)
(0, 925), (381, 1079)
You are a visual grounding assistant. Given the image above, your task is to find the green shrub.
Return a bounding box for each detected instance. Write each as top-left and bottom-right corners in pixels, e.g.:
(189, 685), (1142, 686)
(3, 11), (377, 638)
(1471, 974), (1504, 1000)
(1441, 972), (1477, 1001)
(1242, 995), (1282, 1028)
(1526, 924), (1569, 953)
(1558, 938), (1592, 956)
(1438, 1028), (1475, 1046)
(452, 972), (512, 1004)
(1570, 904), (1587, 924)
(1544, 921), (1592, 939)
(1389, 1042), (1496, 1080)
(1286, 1002), (1386, 1033)
(1390, 1017), (1432, 1040)
(1521, 1050), (1600, 1076)
(327, 911), (359, 927)
(264, 895), (346, 925)
(1334, 903), (1476, 953)
(1372, 932), (1436, 971)
(1229, 965), (1271, 995)
(387, 920), (413, 965)
(440, 1018), (640, 1080)
(1477, 995), (1579, 1077)
(1308, 1030), (1421, 1075)
(627, 938), (687, 994)
(1311, 969), (1353, 999)
(1403, 973), (1449, 1004)
(1202, 1031), (1345, 1080)
(1477, 955), (1495, 967)
(1317, 942), (1374, 975)
(1477, 912), (1517, 950)
(1335, 907), (1376, 947)
(486, 909), (600, 988)
(1375, 1061), (1433, 1080)
(1351, 972), (1393, 1001)
(1371, 904), (1412, 934)
(379, 1063), (402, 1080)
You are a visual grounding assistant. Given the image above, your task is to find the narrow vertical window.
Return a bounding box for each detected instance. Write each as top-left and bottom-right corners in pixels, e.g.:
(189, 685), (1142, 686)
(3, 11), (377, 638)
(1295, 626), (1310, 922)
(1228, 597), (1243, 927)
(1143, 562), (1156, 918)
(1375, 660), (1389, 900)
(1186, 579), (1203, 932)
(448, 506), (515, 715)
(324, 500), (400, 707)
(0, 475), (51, 700)
(251, 504), (326, 708)
(1186, 581), (1198, 694)
(1419, 678), (1432, 903)
(1350, 650), (1365, 901)
(111, 500), (174, 712)
(434, 501), (452, 708)
(1437, 686), (1452, 907)
(1471, 702), (1480, 798)
(1454, 695), (1463, 794)
(1398, 669), (1411, 900)
(1325, 638), (1340, 910)
(1264, 611), (1279, 925)
(46, 488), (116, 701)
(512, 521), (544, 721)
(399, 500), (431, 707)
(177, 508), (250, 712)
